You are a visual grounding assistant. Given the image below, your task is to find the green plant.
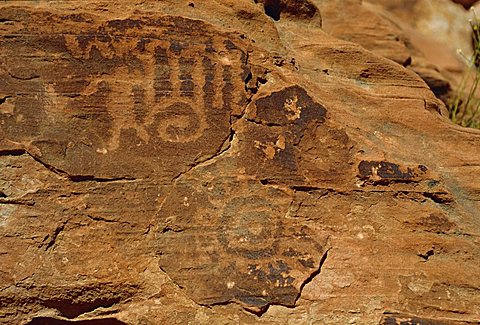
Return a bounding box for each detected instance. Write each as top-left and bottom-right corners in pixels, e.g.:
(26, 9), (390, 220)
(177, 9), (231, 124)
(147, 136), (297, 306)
(449, 10), (480, 129)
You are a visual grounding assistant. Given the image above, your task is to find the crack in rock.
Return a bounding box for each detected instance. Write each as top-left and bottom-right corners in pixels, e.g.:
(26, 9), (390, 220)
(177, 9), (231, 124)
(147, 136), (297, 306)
(85, 214), (131, 225)
(295, 248), (330, 303)
(0, 95), (12, 104)
(4, 149), (138, 183)
(27, 317), (127, 325)
(171, 126), (236, 182)
(0, 198), (35, 206)
(7, 71), (40, 80)
(199, 249), (330, 317)
(41, 221), (68, 251)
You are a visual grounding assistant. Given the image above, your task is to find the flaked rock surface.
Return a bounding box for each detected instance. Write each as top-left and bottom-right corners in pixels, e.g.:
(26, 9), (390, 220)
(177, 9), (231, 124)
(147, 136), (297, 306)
(0, 1), (479, 324)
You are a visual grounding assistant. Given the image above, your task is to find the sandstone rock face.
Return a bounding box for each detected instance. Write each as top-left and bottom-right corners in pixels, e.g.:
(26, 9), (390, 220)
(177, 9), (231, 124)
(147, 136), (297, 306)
(1, 1), (479, 324)
(452, 0), (480, 9)
(365, 0), (472, 68)
(323, 0), (480, 115)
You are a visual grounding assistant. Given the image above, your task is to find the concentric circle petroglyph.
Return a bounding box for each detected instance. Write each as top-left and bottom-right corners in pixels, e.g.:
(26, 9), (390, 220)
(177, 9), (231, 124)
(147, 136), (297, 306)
(217, 195), (283, 259)
(156, 178), (326, 310)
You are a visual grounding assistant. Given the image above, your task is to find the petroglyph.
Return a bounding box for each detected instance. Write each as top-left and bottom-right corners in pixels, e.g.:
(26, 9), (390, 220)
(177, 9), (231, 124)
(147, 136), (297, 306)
(284, 95), (302, 121)
(63, 35), (243, 151)
(254, 134), (287, 160)
(156, 177), (326, 310)
(0, 12), (248, 179)
(218, 195), (283, 259)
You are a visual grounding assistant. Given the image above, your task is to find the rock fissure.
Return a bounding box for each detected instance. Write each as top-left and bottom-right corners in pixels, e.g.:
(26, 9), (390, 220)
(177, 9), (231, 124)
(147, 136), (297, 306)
(295, 248), (330, 303)
(22, 150), (138, 183)
(0, 197), (35, 206)
(289, 185), (327, 193)
(67, 175), (137, 183)
(161, 226), (185, 234)
(422, 191), (454, 204)
(42, 297), (122, 319)
(6, 71), (40, 80)
(244, 71), (269, 97)
(85, 214), (131, 225)
(245, 117), (283, 127)
(0, 95), (12, 104)
(417, 249), (435, 262)
(0, 148), (25, 156)
(41, 221), (68, 251)
(27, 317), (128, 325)
(266, 183), (453, 204)
(171, 125), (236, 182)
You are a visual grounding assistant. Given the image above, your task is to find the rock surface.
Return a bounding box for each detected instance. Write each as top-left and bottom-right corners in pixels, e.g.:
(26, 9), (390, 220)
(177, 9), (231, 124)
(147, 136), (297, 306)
(365, 0), (471, 71)
(0, 1), (479, 324)
(452, 0), (480, 9)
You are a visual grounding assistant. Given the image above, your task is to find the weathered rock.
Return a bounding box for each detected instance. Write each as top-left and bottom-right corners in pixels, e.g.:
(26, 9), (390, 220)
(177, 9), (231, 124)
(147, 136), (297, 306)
(369, 0), (473, 69)
(0, 1), (479, 324)
(322, 0), (475, 114)
(362, 0), (480, 124)
(452, 0), (480, 9)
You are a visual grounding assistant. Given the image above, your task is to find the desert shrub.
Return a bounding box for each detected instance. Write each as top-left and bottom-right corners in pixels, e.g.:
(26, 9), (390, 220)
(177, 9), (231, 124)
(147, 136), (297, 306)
(449, 10), (480, 129)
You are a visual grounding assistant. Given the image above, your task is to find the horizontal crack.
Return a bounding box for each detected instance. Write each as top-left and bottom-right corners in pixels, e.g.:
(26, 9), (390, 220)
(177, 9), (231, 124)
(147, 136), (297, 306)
(161, 226), (184, 234)
(260, 181), (456, 208)
(0, 198), (35, 206)
(289, 185), (325, 193)
(68, 175), (136, 182)
(7, 71), (40, 80)
(245, 117), (283, 127)
(10, 149), (138, 183)
(27, 317), (127, 325)
(422, 191), (453, 204)
(280, 184), (453, 205)
(0, 95), (12, 104)
(85, 214), (131, 225)
(0, 148), (25, 155)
